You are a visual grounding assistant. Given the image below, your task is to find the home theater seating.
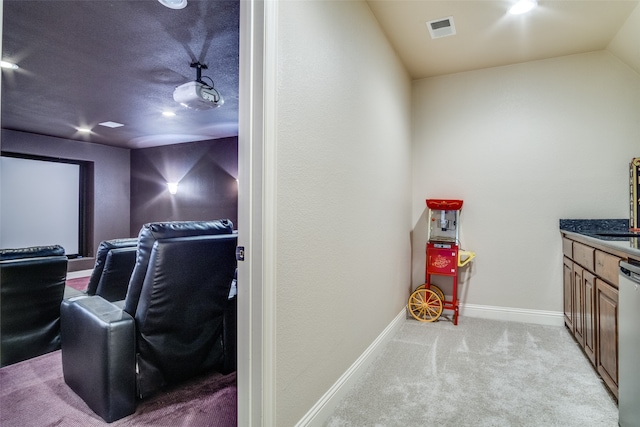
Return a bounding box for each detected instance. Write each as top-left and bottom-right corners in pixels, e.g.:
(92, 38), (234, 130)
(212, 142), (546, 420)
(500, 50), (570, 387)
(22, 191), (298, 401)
(84, 237), (137, 301)
(60, 219), (238, 422)
(0, 245), (68, 367)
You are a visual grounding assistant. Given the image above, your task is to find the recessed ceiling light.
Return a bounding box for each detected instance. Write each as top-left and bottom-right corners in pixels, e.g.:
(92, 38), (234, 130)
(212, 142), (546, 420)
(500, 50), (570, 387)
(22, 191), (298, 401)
(158, 0), (187, 9)
(76, 127), (92, 133)
(162, 111), (176, 117)
(509, 0), (537, 15)
(1, 60), (19, 70)
(98, 121), (124, 128)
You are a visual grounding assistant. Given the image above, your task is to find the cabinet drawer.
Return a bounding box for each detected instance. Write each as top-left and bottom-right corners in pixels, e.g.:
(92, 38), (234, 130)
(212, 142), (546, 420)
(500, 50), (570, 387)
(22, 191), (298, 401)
(573, 242), (595, 271)
(562, 238), (573, 258)
(595, 250), (621, 287)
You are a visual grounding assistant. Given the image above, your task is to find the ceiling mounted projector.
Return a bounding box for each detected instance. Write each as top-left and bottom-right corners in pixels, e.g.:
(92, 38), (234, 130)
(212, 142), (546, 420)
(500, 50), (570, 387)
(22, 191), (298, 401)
(173, 62), (224, 110)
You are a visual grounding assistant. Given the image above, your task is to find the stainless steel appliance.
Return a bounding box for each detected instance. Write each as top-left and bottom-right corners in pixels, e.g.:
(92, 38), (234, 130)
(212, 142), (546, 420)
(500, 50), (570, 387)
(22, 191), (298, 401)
(619, 260), (640, 427)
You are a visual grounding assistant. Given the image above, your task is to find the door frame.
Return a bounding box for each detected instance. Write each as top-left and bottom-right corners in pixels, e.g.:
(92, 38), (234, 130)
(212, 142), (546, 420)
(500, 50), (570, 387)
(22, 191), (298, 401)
(237, 1), (278, 425)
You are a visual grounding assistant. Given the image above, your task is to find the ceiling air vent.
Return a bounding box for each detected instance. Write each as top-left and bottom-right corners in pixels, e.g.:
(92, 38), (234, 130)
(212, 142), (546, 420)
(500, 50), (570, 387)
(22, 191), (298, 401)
(426, 16), (456, 39)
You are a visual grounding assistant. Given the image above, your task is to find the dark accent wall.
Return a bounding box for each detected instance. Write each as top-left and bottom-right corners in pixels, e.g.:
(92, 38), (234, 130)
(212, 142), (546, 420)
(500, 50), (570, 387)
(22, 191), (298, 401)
(1, 129), (131, 271)
(130, 137), (238, 235)
(1, 130), (238, 268)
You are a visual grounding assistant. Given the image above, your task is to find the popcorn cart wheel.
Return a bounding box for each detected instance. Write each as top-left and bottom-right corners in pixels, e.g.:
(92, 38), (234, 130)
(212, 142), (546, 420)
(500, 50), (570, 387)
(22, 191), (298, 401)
(408, 288), (443, 322)
(415, 284), (445, 301)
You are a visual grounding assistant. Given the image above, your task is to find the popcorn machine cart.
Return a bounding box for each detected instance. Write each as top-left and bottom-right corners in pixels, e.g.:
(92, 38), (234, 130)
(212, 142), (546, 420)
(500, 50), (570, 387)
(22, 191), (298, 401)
(408, 199), (475, 325)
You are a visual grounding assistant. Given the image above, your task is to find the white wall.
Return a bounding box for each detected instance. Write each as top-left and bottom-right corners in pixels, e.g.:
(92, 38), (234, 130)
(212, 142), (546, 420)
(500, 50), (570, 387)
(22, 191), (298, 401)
(412, 51), (640, 316)
(274, 1), (412, 424)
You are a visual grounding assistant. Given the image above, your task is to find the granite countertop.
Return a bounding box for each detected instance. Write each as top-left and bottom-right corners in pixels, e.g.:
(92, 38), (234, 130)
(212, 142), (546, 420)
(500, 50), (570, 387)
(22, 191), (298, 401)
(560, 219), (640, 259)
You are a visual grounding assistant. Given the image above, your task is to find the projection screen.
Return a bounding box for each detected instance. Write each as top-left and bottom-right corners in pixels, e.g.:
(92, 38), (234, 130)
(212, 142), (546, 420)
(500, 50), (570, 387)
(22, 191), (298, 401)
(1, 155), (80, 255)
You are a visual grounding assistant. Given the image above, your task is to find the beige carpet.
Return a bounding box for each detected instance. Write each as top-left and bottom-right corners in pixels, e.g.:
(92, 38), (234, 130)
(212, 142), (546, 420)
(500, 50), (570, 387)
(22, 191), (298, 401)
(326, 317), (618, 427)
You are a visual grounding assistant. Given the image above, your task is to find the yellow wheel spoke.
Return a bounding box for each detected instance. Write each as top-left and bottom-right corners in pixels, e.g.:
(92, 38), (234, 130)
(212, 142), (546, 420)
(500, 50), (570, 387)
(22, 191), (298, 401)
(408, 289), (443, 322)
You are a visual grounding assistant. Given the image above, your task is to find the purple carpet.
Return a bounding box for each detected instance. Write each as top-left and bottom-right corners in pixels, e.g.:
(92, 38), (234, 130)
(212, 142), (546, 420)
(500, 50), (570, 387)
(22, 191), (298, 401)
(66, 276), (90, 291)
(0, 350), (237, 426)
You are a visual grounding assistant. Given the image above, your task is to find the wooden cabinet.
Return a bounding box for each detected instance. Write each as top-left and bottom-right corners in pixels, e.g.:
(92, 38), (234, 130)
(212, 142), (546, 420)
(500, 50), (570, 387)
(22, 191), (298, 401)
(573, 242), (595, 272)
(572, 264), (584, 344)
(561, 234), (622, 398)
(570, 263), (596, 365)
(563, 257), (573, 330)
(595, 251), (620, 285)
(596, 278), (618, 399)
(583, 270), (596, 365)
(562, 238), (573, 258)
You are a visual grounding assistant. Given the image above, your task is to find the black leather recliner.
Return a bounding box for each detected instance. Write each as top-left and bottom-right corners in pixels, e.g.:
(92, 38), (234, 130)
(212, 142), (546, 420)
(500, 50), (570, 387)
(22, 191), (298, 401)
(60, 219), (237, 422)
(85, 238), (137, 301)
(1, 245), (68, 367)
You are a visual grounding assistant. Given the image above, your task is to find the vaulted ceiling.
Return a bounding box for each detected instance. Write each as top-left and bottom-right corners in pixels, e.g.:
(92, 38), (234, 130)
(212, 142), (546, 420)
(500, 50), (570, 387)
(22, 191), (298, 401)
(2, 1), (638, 150)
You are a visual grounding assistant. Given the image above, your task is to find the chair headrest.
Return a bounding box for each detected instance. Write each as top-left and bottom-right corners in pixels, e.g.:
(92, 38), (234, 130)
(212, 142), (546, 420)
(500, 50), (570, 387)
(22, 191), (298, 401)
(139, 219), (234, 240)
(0, 245), (65, 261)
(98, 238), (138, 251)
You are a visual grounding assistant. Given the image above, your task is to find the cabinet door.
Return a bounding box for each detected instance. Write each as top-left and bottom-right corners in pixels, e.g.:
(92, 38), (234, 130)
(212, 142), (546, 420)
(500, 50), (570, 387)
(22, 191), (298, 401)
(563, 257), (574, 330)
(596, 278), (618, 398)
(573, 264), (584, 344)
(583, 270), (596, 366)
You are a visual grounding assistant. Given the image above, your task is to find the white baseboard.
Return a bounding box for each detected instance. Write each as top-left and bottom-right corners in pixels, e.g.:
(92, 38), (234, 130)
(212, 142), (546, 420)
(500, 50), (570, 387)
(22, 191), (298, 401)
(294, 308), (406, 427)
(460, 303), (564, 326)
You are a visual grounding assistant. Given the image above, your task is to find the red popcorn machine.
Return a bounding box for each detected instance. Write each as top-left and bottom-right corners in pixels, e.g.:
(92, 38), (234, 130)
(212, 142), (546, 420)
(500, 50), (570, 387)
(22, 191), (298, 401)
(408, 199), (475, 325)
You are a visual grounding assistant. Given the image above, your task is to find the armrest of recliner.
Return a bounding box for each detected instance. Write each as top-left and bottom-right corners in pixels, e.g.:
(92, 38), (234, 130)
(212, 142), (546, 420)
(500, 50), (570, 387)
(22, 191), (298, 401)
(60, 296), (136, 423)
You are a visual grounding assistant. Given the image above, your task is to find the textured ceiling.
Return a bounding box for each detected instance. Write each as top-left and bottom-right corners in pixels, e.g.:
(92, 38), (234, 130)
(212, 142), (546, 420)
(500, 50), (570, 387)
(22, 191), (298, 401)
(1, 0), (239, 149)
